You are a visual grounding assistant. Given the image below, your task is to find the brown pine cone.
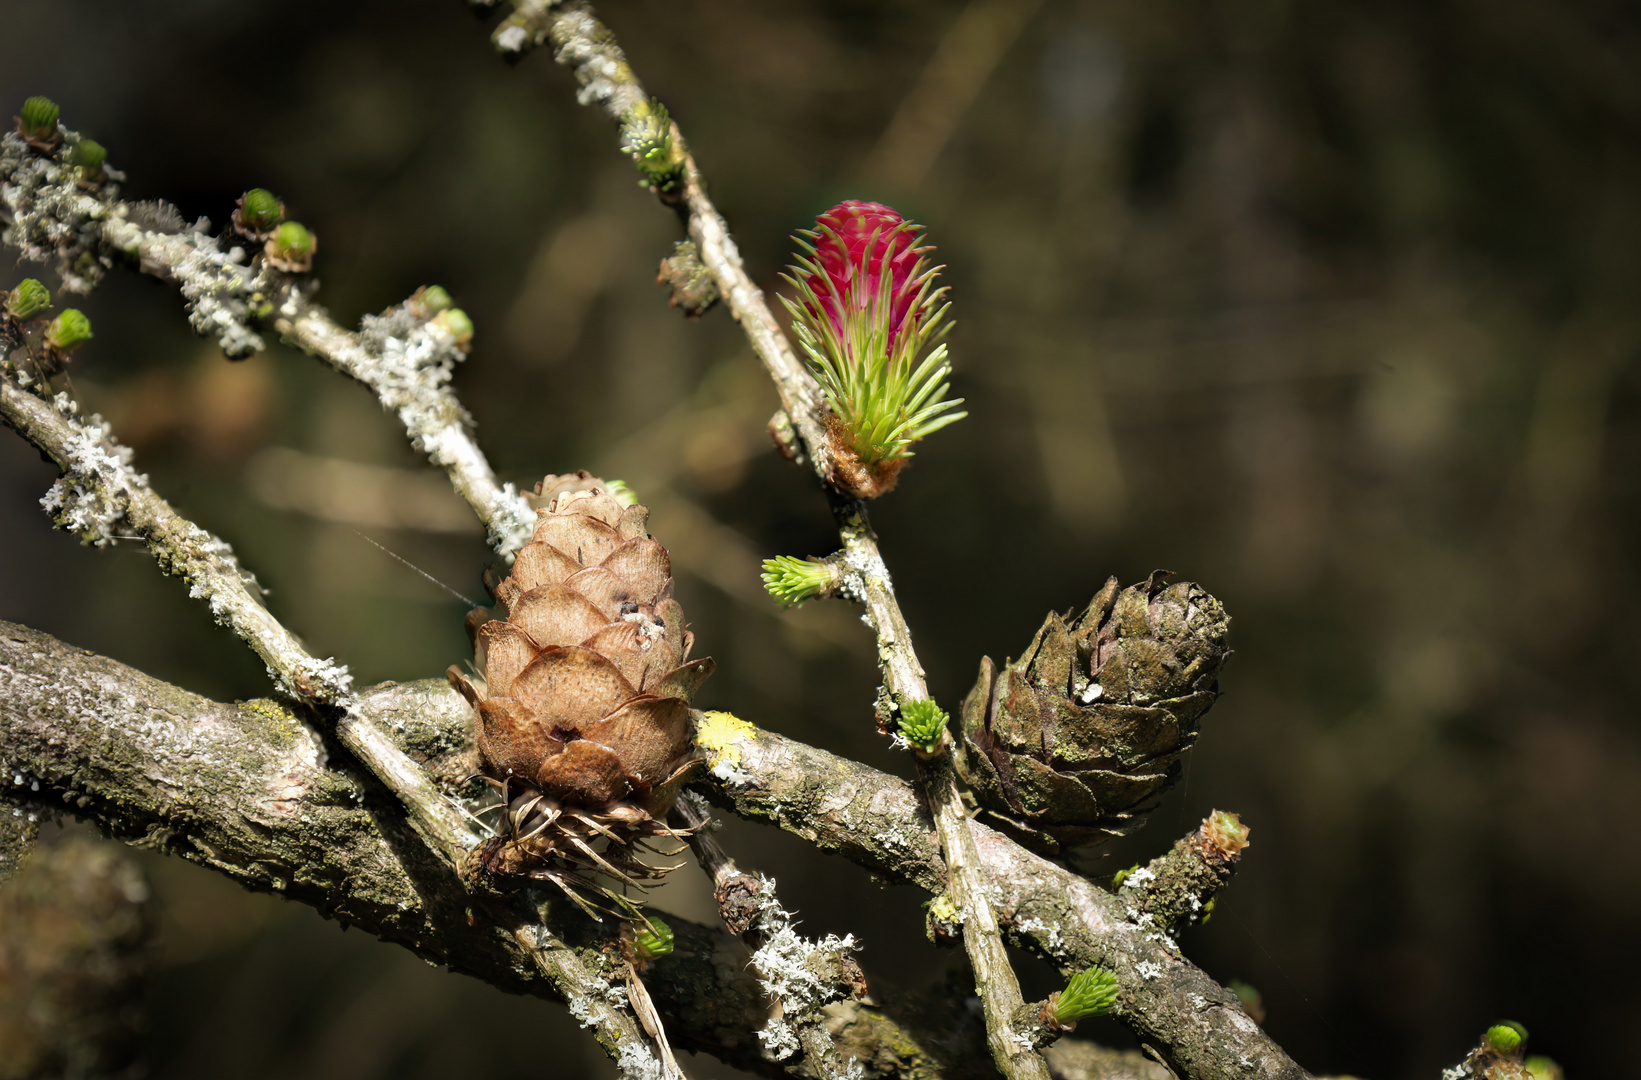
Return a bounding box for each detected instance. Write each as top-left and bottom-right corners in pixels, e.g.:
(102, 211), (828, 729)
(957, 572), (1230, 856)
(448, 474), (712, 908)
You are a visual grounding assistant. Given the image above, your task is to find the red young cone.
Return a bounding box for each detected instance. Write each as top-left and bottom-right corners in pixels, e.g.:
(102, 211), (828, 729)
(782, 200), (966, 497)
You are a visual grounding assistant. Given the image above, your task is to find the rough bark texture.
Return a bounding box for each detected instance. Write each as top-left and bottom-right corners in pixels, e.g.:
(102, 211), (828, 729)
(0, 618), (1153, 1080)
(696, 717), (1311, 1080)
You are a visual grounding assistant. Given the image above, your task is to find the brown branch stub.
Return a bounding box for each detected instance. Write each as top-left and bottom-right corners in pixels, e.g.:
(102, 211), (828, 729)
(1118, 811), (1249, 935)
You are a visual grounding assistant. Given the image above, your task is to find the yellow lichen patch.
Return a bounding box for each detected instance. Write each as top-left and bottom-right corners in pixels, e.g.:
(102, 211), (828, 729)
(695, 710), (756, 772)
(926, 893), (961, 924)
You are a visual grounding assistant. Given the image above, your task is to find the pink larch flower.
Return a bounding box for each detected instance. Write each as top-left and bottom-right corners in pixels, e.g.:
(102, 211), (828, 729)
(781, 200), (966, 491)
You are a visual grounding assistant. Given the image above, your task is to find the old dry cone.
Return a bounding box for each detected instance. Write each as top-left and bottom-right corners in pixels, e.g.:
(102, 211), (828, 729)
(958, 572), (1230, 856)
(448, 474), (712, 916)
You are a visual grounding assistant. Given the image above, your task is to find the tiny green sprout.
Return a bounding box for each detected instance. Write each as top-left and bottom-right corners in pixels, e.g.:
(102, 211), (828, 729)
(761, 555), (836, 609)
(18, 96), (59, 144)
(1200, 896), (1217, 924)
(620, 99), (684, 190)
(44, 308), (92, 352)
(1524, 1055), (1562, 1080)
(5, 279), (52, 321)
(71, 138), (106, 173)
(604, 480), (639, 507)
(417, 284), (454, 313)
(1485, 1022), (1527, 1055)
(632, 916), (674, 961)
(432, 307), (474, 348)
(1053, 966), (1118, 1026)
(265, 221), (317, 272)
(1110, 863), (1139, 889)
(239, 188), (284, 232)
(1228, 979), (1260, 1011)
(897, 698), (950, 752)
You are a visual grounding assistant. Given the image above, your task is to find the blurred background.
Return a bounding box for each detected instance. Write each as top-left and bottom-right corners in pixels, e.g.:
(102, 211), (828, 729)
(1, 0), (1637, 1077)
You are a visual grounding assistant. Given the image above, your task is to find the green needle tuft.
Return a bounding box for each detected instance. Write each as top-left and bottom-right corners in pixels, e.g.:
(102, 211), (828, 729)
(45, 308), (93, 351)
(1054, 966), (1118, 1025)
(19, 96), (59, 142)
(761, 555), (835, 609)
(897, 698), (950, 752)
(5, 279), (52, 321)
(632, 916), (674, 960)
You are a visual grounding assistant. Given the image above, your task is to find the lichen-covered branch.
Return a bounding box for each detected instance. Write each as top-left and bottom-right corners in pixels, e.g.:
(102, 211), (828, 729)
(0, 129), (533, 556)
(676, 796), (864, 1079)
(1118, 812), (1249, 936)
(0, 376), (687, 1075)
(693, 716), (1314, 1080)
(0, 376), (475, 860)
(0, 621), (1148, 1080)
(511, 8), (1046, 1076)
(0, 621), (758, 1076)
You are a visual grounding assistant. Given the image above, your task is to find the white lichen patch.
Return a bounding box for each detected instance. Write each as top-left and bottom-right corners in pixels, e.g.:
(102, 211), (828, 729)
(1121, 866), (1157, 890)
(37, 393), (144, 547)
(746, 875), (858, 1062)
(1135, 961), (1164, 981)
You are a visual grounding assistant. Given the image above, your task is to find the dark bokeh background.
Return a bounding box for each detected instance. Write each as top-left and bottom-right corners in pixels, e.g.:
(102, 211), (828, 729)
(2, 0), (1637, 1077)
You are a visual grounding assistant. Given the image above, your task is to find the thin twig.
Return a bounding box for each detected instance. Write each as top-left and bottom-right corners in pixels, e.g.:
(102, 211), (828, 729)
(0, 376), (670, 1079)
(504, 7), (1048, 1077)
(0, 129), (534, 557)
(676, 796), (863, 1079)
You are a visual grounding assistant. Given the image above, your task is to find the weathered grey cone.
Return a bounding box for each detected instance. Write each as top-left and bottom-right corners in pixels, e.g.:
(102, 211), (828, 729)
(956, 571), (1230, 856)
(447, 473), (712, 906)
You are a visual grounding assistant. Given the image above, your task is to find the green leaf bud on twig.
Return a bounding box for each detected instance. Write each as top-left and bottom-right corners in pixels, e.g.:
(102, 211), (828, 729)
(265, 221), (316, 273)
(415, 285), (454, 314)
(1484, 1022), (1527, 1055)
(70, 138), (107, 179)
(17, 96), (60, 149)
(620, 99), (684, 191)
(631, 916), (674, 961)
(604, 480), (639, 507)
(5, 279), (52, 322)
(897, 698), (950, 753)
(234, 188), (285, 237)
(761, 555), (837, 609)
(432, 308), (474, 350)
(1052, 966), (1118, 1025)
(1524, 1056), (1563, 1080)
(1227, 979), (1265, 1024)
(45, 308), (92, 352)
(1110, 863), (1139, 889)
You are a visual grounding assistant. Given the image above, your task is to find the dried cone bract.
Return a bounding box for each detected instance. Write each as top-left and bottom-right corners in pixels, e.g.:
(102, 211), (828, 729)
(957, 572), (1230, 856)
(449, 474), (712, 910)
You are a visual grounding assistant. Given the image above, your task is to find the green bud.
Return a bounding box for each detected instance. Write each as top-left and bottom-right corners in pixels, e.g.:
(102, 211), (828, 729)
(239, 188), (283, 230)
(897, 698), (951, 752)
(620, 99), (684, 191)
(1227, 979), (1260, 1011)
(19, 96), (59, 141)
(604, 479), (639, 507)
(71, 138), (106, 172)
(1200, 896), (1217, 924)
(1053, 966), (1118, 1025)
(417, 284), (453, 313)
(432, 307), (473, 346)
(273, 222), (314, 257)
(1110, 864), (1139, 890)
(45, 308), (92, 351)
(760, 555), (835, 609)
(1485, 1022), (1527, 1055)
(1524, 1056), (1562, 1080)
(632, 916), (674, 961)
(5, 279), (52, 321)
